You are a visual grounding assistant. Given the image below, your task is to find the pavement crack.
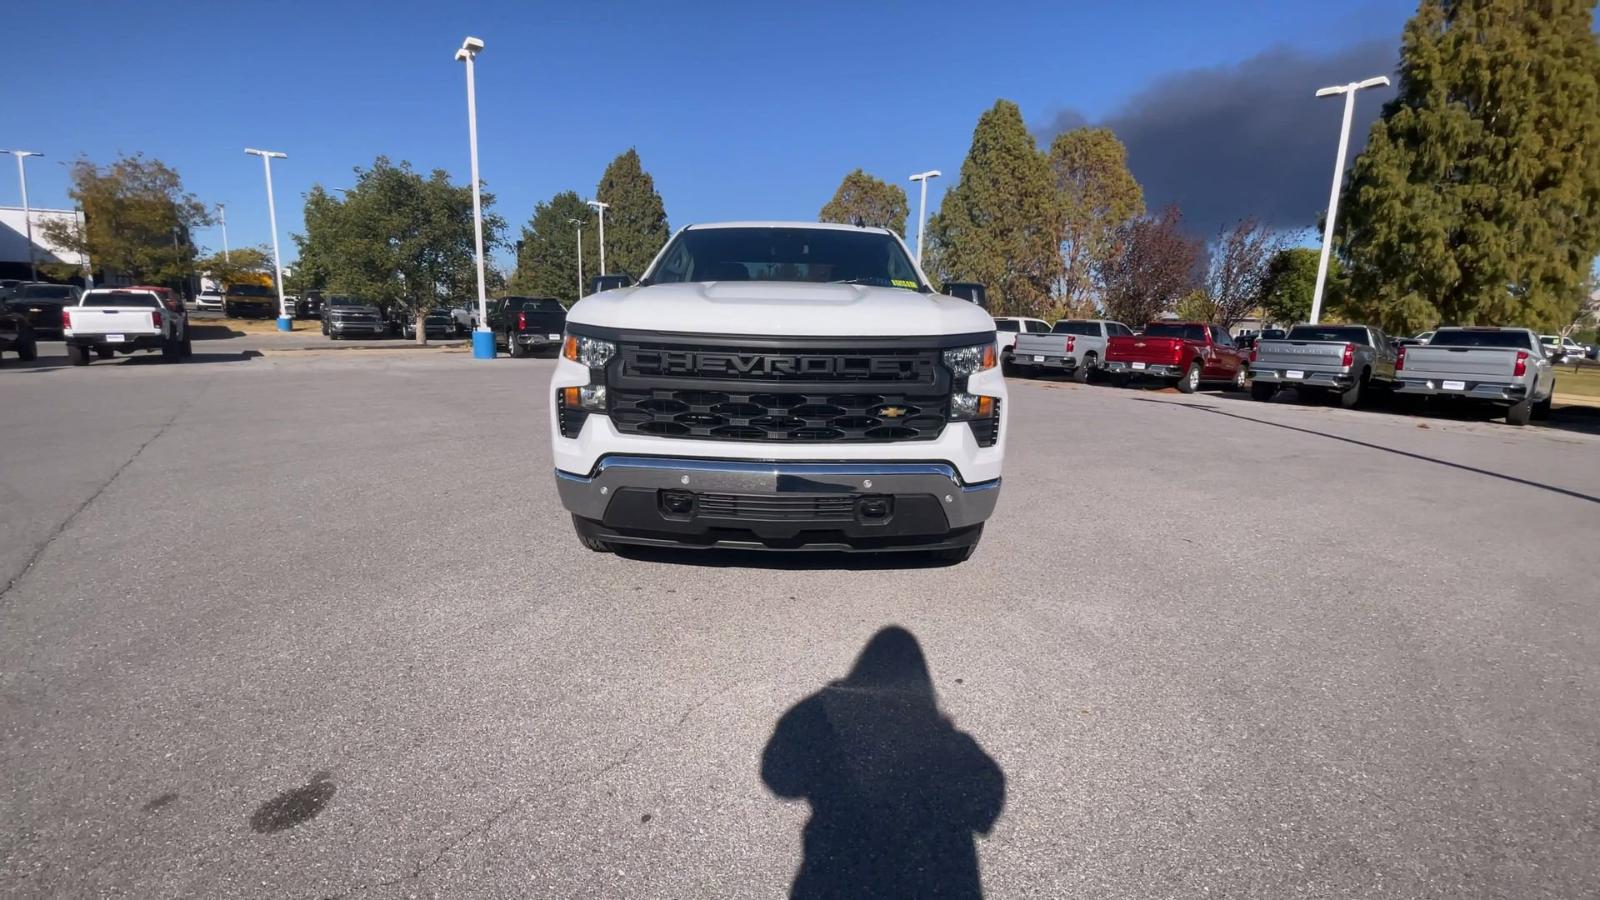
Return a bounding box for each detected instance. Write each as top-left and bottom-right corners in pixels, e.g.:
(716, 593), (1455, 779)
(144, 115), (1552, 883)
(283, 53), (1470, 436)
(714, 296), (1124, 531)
(0, 378), (209, 608)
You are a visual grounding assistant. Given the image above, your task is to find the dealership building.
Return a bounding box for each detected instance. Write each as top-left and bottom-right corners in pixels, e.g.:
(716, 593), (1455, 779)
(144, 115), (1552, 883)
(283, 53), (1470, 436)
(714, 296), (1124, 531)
(0, 205), (90, 284)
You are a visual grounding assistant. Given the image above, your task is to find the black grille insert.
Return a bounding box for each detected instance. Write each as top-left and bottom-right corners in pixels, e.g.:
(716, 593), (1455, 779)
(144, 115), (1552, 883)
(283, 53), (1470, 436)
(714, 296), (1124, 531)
(606, 337), (953, 444)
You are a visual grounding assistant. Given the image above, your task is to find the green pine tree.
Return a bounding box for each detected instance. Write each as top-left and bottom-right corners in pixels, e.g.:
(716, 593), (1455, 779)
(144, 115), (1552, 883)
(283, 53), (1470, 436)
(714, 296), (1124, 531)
(819, 169), (909, 235)
(1338, 0), (1600, 334)
(595, 149), (670, 279)
(926, 100), (1060, 316)
(510, 191), (595, 304)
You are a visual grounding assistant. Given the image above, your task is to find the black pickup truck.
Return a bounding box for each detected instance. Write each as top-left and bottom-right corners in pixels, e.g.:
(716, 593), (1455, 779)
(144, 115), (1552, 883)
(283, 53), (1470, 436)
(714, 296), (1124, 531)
(491, 296), (567, 357)
(7, 283), (82, 339)
(0, 306), (38, 363)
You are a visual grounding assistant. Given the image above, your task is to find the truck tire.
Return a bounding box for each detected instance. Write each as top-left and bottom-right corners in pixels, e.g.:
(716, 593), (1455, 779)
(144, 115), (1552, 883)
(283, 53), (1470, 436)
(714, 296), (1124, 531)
(161, 335), (181, 360)
(1072, 354), (1095, 383)
(572, 515), (614, 552)
(1337, 373), (1365, 408)
(1505, 397), (1532, 426)
(1532, 394), (1552, 421)
(1230, 366), (1249, 392)
(507, 334), (526, 358)
(70, 344), (91, 366)
(180, 330), (193, 357)
(17, 329), (36, 361)
(1250, 381), (1277, 402)
(1177, 361), (1202, 393)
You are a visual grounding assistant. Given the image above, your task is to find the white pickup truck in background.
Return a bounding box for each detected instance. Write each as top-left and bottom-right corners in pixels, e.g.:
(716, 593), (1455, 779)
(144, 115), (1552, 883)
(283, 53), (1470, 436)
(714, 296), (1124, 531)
(63, 289), (192, 366)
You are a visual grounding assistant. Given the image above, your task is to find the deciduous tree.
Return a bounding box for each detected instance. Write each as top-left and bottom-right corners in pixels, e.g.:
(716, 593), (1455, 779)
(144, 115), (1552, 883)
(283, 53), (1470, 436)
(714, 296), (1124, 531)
(1338, 0), (1600, 334)
(926, 100), (1060, 317)
(510, 191), (594, 304)
(41, 154), (210, 286)
(595, 149), (670, 279)
(196, 246), (274, 289)
(1205, 218), (1281, 329)
(1096, 206), (1203, 326)
(819, 169), (909, 235)
(294, 157), (504, 343)
(1048, 127), (1144, 313)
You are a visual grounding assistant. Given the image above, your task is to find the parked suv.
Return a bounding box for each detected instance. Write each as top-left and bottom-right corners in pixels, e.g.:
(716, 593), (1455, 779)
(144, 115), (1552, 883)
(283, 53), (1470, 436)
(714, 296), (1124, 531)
(550, 222), (1005, 560)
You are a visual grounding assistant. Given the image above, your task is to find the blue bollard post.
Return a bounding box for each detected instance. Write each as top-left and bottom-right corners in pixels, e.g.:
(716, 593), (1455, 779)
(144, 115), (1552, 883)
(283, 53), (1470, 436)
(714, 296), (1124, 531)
(276, 315), (293, 332)
(472, 329), (496, 359)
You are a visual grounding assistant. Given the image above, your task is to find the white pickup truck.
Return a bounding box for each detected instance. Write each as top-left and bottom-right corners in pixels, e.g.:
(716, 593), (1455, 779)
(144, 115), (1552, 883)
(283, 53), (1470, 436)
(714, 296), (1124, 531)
(63, 288), (192, 366)
(549, 221), (1006, 562)
(1393, 326), (1553, 425)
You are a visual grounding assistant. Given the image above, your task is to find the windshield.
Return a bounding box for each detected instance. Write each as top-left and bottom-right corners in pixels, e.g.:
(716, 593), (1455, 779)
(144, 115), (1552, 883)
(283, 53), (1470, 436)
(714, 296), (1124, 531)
(83, 292), (159, 307)
(1052, 321), (1099, 336)
(645, 226), (925, 290)
(1429, 329), (1535, 349)
(328, 297), (367, 307)
(504, 298), (564, 312)
(1142, 323), (1206, 341)
(226, 284), (275, 298)
(18, 285), (75, 299)
(1285, 326), (1370, 345)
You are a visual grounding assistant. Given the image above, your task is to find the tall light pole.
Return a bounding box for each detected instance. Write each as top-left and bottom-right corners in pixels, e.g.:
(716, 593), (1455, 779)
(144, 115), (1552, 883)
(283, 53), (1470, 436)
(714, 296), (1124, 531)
(3, 150), (42, 281)
(455, 36), (494, 359)
(587, 199), (609, 277)
(569, 218), (585, 298)
(244, 148), (291, 331)
(217, 202), (230, 262)
(908, 169), (940, 267)
(1308, 75), (1390, 324)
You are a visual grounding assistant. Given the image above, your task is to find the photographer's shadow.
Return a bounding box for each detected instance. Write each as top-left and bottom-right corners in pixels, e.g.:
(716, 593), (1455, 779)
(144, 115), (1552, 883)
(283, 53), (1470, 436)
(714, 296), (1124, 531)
(761, 627), (1006, 899)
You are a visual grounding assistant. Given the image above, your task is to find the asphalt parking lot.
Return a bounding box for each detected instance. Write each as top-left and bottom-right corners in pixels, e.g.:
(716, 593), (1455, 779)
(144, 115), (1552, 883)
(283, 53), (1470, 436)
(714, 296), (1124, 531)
(3, 348), (1598, 898)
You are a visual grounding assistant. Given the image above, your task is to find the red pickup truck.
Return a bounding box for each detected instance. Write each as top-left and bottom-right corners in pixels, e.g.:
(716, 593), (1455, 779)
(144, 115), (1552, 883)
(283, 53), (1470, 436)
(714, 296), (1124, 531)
(1103, 322), (1248, 393)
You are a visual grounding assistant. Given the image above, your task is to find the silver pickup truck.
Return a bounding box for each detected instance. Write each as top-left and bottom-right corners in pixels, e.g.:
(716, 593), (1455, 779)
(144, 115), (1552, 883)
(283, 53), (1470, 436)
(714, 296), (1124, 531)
(1011, 319), (1134, 382)
(1393, 327), (1554, 425)
(1249, 323), (1397, 407)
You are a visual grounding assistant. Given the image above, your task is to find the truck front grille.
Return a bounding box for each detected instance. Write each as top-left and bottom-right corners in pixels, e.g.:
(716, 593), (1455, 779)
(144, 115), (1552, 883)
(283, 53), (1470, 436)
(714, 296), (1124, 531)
(609, 388), (948, 443)
(605, 335), (955, 444)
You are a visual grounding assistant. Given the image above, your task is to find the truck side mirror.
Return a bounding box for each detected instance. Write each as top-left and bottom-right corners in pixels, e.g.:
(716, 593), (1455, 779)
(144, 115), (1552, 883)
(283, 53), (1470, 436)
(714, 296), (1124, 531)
(591, 274), (633, 294)
(942, 281), (988, 308)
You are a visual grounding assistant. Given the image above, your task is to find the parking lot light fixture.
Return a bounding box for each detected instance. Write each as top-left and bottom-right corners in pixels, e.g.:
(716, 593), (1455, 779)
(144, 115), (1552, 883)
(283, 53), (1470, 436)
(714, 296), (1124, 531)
(568, 218), (585, 298)
(587, 200), (609, 277)
(217, 202), (230, 262)
(1309, 75), (1390, 325)
(244, 148), (291, 331)
(3, 150), (43, 281)
(908, 170), (940, 267)
(455, 36), (494, 359)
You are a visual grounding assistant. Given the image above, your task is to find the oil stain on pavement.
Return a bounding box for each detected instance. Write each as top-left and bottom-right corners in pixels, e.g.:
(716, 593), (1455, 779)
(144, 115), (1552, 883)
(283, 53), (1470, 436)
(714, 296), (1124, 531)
(250, 771), (336, 833)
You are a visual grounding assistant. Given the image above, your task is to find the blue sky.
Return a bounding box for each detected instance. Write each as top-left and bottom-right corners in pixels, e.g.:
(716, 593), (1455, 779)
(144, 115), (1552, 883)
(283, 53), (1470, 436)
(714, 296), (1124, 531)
(6, 0), (1417, 269)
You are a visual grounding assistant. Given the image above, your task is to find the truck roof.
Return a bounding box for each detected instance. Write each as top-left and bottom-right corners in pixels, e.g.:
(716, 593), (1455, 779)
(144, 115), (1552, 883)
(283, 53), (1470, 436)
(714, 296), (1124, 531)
(681, 221), (896, 237)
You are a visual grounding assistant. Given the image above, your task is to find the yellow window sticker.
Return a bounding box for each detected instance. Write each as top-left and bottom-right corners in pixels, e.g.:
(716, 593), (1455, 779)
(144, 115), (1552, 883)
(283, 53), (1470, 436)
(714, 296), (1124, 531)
(891, 279), (918, 289)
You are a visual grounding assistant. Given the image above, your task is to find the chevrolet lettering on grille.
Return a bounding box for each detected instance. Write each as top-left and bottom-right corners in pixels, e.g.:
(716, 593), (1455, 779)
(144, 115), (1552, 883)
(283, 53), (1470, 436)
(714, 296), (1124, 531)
(625, 349), (930, 380)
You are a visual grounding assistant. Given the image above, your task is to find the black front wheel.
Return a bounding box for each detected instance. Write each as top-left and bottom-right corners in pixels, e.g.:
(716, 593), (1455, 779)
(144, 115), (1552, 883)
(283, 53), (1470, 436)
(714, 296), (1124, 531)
(1505, 397), (1532, 426)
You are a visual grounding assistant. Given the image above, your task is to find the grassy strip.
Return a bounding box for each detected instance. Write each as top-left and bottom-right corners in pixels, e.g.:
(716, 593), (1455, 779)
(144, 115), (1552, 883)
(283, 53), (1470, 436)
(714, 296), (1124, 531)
(1552, 364), (1600, 398)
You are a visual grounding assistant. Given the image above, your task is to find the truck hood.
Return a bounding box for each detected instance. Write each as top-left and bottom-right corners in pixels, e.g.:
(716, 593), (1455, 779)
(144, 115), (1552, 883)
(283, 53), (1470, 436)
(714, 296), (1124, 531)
(566, 282), (995, 338)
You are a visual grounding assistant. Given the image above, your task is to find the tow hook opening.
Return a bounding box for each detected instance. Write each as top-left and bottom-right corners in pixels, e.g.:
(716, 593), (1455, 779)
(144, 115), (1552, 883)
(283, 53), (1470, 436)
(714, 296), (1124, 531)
(660, 490), (696, 518)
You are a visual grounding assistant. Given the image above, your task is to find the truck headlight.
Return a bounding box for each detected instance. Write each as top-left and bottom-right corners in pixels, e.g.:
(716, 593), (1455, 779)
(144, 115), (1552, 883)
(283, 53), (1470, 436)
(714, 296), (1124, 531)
(563, 335), (616, 368)
(942, 343), (997, 377)
(949, 392), (996, 421)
